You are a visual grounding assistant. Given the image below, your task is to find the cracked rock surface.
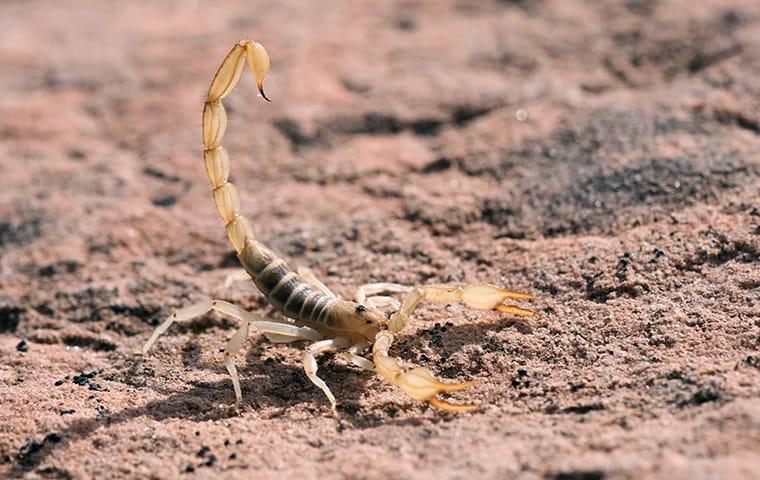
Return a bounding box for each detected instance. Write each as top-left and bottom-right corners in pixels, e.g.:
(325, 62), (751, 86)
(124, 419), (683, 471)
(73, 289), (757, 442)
(0, 1), (758, 478)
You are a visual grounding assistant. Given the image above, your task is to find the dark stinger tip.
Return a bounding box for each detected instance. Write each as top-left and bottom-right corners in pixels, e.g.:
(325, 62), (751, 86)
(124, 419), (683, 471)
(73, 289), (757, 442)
(259, 86), (271, 102)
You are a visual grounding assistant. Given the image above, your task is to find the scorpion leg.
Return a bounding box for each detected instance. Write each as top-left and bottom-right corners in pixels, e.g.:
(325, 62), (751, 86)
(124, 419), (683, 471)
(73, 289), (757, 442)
(366, 296), (400, 311)
(223, 320), (321, 406)
(388, 283), (534, 332)
(356, 282), (409, 311)
(224, 320), (250, 407)
(297, 266), (336, 299)
(221, 269), (252, 290)
(356, 282), (411, 302)
(373, 331), (477, 412)
(258, 321), (323, 344)
(347, 341), (375, 371)
(141, 299), (234, 354)
(302, 337), (350, 411)
(141, 299), (322, 406)
(141, 299), (257, 406)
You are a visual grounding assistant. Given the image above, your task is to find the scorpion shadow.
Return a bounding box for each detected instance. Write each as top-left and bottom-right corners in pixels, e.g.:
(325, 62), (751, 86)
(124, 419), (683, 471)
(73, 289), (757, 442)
(8, 316), (528, 475)
(8, 336), (373, 475)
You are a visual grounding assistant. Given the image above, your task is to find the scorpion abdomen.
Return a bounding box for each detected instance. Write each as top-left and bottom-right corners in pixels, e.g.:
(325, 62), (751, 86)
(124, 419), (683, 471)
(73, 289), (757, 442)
(238, 241), (335, 325)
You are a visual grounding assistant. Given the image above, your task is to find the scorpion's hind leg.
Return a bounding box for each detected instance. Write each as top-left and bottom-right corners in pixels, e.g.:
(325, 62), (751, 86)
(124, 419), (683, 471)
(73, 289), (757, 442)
(297, 266), (336, 299)
(224, 319), (251, 407)
(220, 269), (252, 290)
(372, 331), (477, 412)
(302, 337), (350, 411)
(142, 299), (217, 354)
(141, 299), (322, 407)
(222, 319), (322, 406)
(140, 299), (257, 406)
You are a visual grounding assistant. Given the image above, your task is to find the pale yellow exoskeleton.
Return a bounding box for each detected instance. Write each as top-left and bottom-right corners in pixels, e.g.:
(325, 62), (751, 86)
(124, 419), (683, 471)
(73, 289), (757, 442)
(141, 41), (535, 413)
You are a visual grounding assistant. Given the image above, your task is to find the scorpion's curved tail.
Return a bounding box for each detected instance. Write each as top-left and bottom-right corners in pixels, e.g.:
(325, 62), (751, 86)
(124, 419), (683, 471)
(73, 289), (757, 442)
(201, 43), (336, 323)
(202, 41), (270, 255)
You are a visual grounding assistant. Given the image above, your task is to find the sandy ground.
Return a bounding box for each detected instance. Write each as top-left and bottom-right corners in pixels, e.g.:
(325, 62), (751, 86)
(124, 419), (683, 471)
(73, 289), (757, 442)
(1, 0), (758, 478)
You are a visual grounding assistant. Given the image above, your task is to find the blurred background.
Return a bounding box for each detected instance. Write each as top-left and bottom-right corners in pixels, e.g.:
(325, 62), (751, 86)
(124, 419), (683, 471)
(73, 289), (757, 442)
(1, 1), (758, 478)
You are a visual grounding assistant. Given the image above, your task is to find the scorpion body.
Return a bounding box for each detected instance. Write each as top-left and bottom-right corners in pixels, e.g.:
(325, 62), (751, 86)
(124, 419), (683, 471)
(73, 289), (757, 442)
(238, 241), (382, 345)
(142, 41), (534, 412)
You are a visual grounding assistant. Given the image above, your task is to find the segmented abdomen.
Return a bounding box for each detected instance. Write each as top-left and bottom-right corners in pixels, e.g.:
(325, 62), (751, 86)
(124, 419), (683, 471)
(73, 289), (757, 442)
(238, 241), (335, 325)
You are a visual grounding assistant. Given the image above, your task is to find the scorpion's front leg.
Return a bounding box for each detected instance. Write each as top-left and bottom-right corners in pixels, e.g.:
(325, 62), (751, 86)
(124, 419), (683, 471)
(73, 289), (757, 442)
(302, 337), (350, 411)
(372, 331), (477, 412)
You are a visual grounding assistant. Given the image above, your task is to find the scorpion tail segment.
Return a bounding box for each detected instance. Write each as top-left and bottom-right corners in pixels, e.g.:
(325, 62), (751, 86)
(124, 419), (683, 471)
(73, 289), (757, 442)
(206, 41), (269, 104)
(203, 41), (271, 254)
(224, 320), (251, 408)
(207, 43), (247, 103)
(245, 41), (271, 102)
(373, 332), (479, 412)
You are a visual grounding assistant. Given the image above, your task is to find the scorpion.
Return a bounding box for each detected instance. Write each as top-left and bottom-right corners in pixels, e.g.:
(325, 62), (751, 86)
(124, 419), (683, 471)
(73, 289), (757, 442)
(141, 41), (535, 413)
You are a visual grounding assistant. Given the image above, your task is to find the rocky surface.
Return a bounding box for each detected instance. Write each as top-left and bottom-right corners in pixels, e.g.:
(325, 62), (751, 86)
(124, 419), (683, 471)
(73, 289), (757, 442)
(0, 0), (758, 478)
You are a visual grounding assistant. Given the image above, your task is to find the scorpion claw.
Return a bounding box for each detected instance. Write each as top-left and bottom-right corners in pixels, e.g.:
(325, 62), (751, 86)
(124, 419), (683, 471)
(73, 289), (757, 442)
(374, 332), (480, 412)
(412, 283), (534, 318)
(428, 397), (480, 413)
(460, 283), (533, 310)
(495, 303), (535, 317)
(396, 367), (478, 412)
